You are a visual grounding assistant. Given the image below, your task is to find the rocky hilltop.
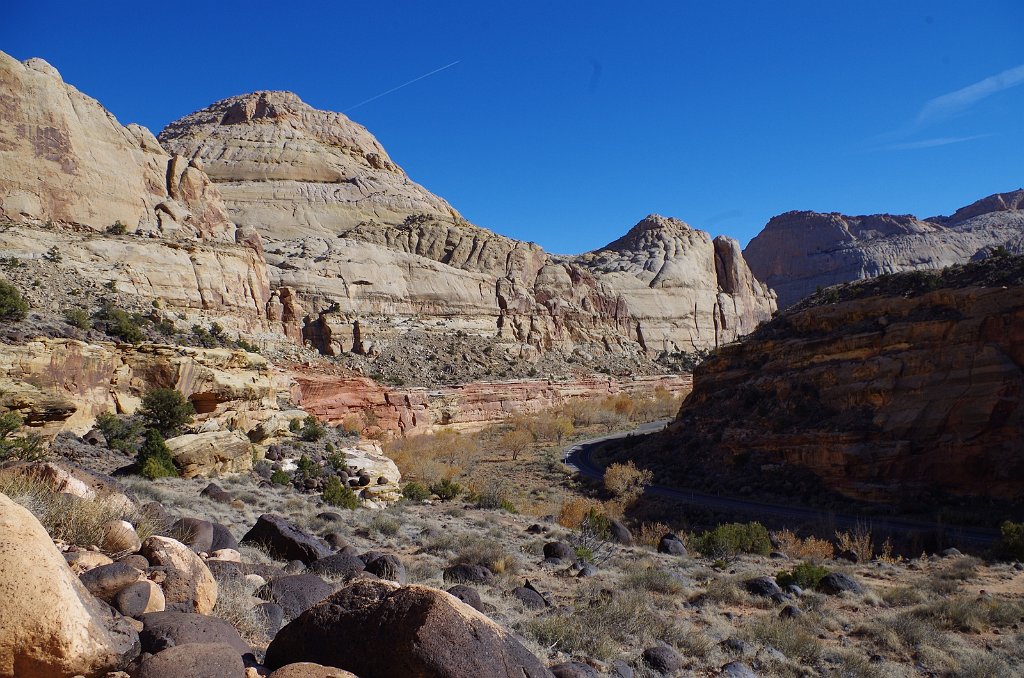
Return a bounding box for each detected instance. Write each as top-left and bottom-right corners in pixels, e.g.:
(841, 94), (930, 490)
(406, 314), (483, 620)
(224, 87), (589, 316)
(160, 91), (775, 358)
(744, 190), (1024, 308)
(600, 254), (1024, 512)
(0, 52), (274, 337)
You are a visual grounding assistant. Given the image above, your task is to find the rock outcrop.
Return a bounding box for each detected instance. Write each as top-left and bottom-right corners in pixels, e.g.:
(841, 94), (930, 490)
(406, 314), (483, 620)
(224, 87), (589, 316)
(621, 256), (1024, 504)
(744, 190), (1024, 309)
(0, 51), (274, 335)
(0, 493), (140, 677)
(160, 92), (775, 356)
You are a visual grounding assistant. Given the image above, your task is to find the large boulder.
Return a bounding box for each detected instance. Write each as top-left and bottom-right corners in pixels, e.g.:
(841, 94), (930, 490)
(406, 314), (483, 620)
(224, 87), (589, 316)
(138, 611), (250, 656)
(268, 663), (359, 678)
(0, 492), (140, 677)
(132, 642), (245, 678)
(308, 551), (366, 579)
(255, 574), (334, 619)
(169, 517), (215, 553)
(241, 514), (332, 564)
(79, 562), (144, 603)
(140, 536), (218, 614)
(164, 431), (253, 478)
(264, 580), (554, 677)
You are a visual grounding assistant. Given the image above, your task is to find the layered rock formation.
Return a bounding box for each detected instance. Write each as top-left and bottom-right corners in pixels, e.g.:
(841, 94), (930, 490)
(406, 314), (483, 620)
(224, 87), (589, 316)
(615, 256), (1024, 505)
(745, 190), (1024, 309)
(160, 91), (775, 356)
(0, 51), (274, 335)
(290, 370), (691, 434)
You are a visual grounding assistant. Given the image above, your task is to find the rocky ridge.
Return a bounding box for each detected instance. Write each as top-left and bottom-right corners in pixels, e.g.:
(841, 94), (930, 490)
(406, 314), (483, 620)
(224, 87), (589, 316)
(160, 91), (777, 357)
(744, 190), (1024, 309)
(605, 254), (1024, 509)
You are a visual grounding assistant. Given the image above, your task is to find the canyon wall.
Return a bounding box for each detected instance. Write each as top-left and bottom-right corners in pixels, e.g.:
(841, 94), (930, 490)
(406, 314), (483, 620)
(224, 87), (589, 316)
(160, 91), (776, 357)
(634, 259), (1024, 504)
(744, 191), (1024, 309)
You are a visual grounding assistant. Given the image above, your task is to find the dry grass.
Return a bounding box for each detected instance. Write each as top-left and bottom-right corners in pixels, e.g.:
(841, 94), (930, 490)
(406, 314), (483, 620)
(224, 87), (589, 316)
(836, 524), (875, 562)
(1, 473), (159, 555)
(636, 521), (671, 548)
(210, 575), (271, 648)
(623, 566), (688, 596)
(743, 615), (824, 662)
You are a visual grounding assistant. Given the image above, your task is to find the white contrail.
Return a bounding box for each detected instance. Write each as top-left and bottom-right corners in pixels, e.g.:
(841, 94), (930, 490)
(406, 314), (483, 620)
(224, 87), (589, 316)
(344, 60), (461, 113)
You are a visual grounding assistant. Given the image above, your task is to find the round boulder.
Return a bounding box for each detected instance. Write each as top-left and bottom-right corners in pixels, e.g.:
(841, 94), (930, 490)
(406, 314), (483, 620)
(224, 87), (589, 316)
(364, 554), (407, 584)
(543, 542), (575, 560)
(241, 514), (332, 565)
(133, 642), (245, 678)
(79, 561), (143, 603)
(817, 572), (864, 596)
(264, 580), (554, 678)
(256, 574), (334, 619)
(269, 663), (359, 677)
(446, 585), (484, 612)
(139, 611), (250, 656)
(551, 662), (599, 677)
(442, 563), (493, 584)
(641, 645), (683, 674)
(169, 517), (215, 554)
(102, 519), (142, 554)
(140, 536), (218, 614)
(116, 580), (166, 618)
(657, 534), (687, 556)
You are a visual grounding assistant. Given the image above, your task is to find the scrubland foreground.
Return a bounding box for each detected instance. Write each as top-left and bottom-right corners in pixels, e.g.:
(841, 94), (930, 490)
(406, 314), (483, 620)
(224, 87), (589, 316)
(1, 394), (1023, 678)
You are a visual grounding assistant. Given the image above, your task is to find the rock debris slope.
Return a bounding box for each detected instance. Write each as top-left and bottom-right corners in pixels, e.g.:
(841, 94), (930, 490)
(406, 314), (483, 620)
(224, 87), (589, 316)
(160, 92), (776, 356)
(744, 190), (1024, 309)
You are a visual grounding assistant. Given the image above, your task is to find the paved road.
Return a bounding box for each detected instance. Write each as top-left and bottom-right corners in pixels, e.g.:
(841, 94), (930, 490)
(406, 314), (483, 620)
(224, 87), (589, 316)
(564, 421), (1000, 547)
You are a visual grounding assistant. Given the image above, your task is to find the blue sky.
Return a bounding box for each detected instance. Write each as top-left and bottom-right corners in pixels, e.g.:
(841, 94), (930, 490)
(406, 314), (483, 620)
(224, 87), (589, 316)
(4, 1), (1023, 253)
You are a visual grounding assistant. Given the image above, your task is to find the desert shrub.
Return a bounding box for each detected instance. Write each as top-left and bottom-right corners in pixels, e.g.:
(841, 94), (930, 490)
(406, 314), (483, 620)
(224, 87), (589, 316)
(384, 429), (478, 484)
(557, 496), (603, 529)
(499, 425), (533, 461)
(916, 595), (1024, 633)
(97, 304), (146, 343)
(138, 388), (194, 437)
(429, 478), (463, 501)
(603, 460), (653, 508)
(107, 220), (128, 235)
(369, 513), (401, 536)
(0, 412), (45, 462)
(692, 577), (747, 606)
(691, 522), (771, 559)
(288, 418), (302, 433)
(322, 475), (359, 509)
(569, 507), (613, 564)
(63, 307), (91, 330)
(772, 528), (835, 561)
(299, 415), (327, 442)
(776, 562), (831, 589)
(401, 481), (431, 502)
(325, 449), (347, 471)
(341, 415), (363, 435)
(0, 281), (28, 322)
(520, 588), (659, 660)
(637, 521), (672, 548)
(94, 412), (144, 453)
(452, 534), (519, 574)
(624, 567), (686, 595)
(744, 615), (823, 662)
(836, 523), (875, 562)
(136, 430), (178, 479)
(881, 586), (929, 607)
(994, 520), (1024, 561)
(270, 470), (290, 486)
(529, 413), (575, 445)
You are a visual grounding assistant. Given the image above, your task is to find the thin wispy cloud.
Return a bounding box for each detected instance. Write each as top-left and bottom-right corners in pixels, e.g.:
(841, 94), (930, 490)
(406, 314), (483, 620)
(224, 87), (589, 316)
(915, 63), (1024, 125)
(879, 134), (992, 151)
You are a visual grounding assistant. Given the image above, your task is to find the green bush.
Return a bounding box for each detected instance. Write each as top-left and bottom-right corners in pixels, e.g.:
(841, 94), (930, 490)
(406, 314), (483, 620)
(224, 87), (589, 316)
(299, 415), (327, 442)
(270, 469), (290, 485)
(322, 475), (359, 509)
(776, 562), (831, 589)
(0, 411), (45, 462)
(288, 418), (302, 433)
(138, 388), (194, 437)
(63, 307), (91, 330)
(429, 478), (463, 501)
(0, 281), (28, 322)
(97, 304), (146, 343)
(94, 412), (143, 453)
(107, 221), (127, 235)
(994, 521), (1024, 561)
(690, 522), (772, 559)
(401, 481), (431, 502)
(136, 429), (178, 479)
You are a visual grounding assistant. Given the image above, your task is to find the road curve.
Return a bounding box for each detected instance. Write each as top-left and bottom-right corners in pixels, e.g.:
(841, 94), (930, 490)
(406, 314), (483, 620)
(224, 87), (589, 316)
(563, 420), (999, 547)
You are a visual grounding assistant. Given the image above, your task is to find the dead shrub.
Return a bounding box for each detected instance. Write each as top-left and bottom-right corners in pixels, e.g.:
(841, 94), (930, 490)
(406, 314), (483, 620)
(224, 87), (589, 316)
(557, 496), (603, 529)
(836, 523), (875, 562)
(603, 461), (653, 508)
(637, 521), (671, 548)
(771, 529), (834, 561)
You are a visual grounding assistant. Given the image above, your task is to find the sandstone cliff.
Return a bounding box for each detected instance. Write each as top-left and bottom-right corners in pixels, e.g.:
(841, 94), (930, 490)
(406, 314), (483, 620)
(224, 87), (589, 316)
(0, 52), (274, 335)
(744, 191), (1024, 309)
(160, 92), (776, 357)
(600, 255), (1024, 508)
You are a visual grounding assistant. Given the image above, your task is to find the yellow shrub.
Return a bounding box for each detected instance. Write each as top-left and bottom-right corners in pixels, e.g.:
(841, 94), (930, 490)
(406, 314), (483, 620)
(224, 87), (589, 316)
(772, 529), (835, 561)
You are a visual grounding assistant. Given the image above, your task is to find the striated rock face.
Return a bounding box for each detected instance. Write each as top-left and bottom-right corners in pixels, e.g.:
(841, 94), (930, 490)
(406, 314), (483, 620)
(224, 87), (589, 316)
(158, 91), (459, 239)
(0, 51), (231, 239)
(648, 260), (1024, 504)
(744, 190), (1024, 309)
(161, 92), (775, 356)
(0, 51), (274, 334)
(291, 369), (691, 434)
